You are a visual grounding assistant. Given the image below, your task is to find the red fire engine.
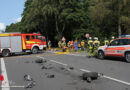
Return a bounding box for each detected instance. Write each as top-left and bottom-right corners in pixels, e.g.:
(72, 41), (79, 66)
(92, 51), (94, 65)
(0, 32), (47, 57)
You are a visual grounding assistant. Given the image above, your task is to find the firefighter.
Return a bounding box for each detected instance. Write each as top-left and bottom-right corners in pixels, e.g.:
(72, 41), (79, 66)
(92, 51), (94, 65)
(67, 41), (70, 51)
(78, 41), (81, 50)
(70, 40), (74, 51)
(93, 37), (100, 57)
(58, 41), (62, 48)
(48, 40), (51, 51)
(104, 38), (109, 46)
(81, 40), (85, 51)
(88, 37), (93, 58)
(67, 41), (70, 48)
(62, 41), (67, 52)
(74, 40), (78, 52)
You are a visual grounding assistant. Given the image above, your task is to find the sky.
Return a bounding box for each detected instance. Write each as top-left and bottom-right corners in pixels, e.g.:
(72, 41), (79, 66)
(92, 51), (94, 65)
(0, 0), (26, 31)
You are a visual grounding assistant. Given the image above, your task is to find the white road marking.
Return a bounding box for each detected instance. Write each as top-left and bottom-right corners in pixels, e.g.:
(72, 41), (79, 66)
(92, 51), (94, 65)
(50, 60), (68, 66)
(80, 69), (91, 72)
(0, 86), (25, 88)
(103, 75), (130, 86)
(38, 56), (130, 86)
(1, 58), (10, 90)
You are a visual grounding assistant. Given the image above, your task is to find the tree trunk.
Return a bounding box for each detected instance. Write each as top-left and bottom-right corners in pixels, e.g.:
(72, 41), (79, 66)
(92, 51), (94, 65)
(118, 21), (121, 38)
(61, 23), (65, 33)
(117, 0), (121, 38)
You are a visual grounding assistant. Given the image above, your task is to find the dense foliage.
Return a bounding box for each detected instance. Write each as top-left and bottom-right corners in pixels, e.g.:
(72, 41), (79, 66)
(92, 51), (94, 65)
(5, 0), (130, 45)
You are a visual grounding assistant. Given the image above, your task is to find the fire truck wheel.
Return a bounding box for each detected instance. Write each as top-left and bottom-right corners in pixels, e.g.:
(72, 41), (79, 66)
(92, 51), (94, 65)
(32, 47), (38, 54)
(98, 50), (105, 59)
(125, 52), (130, 63)
(2, 49), (10, 57)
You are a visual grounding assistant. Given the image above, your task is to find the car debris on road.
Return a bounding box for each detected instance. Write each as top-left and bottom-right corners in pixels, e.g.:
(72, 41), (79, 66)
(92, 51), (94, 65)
(81, 72), (103, 83)
(35, 58), (47, 64)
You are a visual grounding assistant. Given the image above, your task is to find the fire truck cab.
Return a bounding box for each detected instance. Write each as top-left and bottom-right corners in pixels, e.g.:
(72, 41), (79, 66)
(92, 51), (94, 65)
(0, 33), (46, 57)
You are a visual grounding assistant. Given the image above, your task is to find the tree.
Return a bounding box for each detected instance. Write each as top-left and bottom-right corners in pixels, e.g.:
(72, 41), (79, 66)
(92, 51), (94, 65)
(6, 22), (22, 32)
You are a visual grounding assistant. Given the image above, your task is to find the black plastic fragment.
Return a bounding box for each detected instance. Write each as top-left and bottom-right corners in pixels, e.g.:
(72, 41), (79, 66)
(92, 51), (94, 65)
(82, 72), (100, 83)
(24, 75), (33, 81)
(35, 59), (44, 63)
(47, 74), (55, 78)
(25, 81), (36, 89)
(41, 66), (48, 69)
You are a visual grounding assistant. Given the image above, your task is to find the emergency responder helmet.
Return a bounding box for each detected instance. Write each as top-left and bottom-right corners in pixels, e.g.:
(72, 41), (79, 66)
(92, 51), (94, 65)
(94, 37), (98, 40)
(89, 37), (92, 40)
(112, 36), (115, 39)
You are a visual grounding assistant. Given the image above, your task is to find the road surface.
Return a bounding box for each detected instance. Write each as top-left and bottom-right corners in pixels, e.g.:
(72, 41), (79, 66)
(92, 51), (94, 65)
(0, 51), (130, 90)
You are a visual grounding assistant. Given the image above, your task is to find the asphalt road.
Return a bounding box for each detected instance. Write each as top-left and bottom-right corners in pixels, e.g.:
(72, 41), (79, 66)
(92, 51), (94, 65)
(0, 51), (130, 90)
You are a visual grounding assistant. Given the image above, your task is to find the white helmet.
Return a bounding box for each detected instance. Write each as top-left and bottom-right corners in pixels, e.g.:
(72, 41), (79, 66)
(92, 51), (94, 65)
(94, 37), (98, 40)
(89, 37), (92, 40)
(112, 36), (115, 39)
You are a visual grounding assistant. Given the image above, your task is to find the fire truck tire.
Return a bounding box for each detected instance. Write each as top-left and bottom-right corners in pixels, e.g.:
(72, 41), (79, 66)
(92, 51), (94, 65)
(125, 52), (130, 63)
(2, 49), (10, 57)
(98, 50), (105, 59)
(32, 47), (38, 54)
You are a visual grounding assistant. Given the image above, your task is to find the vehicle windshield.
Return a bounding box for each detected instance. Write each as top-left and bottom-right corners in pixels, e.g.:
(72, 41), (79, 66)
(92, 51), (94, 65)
(41, 37), (46, 41)
(36, 35), (46, 41)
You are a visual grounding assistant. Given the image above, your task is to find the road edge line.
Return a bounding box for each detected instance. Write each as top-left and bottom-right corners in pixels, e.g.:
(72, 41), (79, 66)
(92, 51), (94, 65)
(1, 58), (10, 90)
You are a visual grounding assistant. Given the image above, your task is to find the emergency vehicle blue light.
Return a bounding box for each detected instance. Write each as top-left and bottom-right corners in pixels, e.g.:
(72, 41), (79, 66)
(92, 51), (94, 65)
(121, 35), (130, 38)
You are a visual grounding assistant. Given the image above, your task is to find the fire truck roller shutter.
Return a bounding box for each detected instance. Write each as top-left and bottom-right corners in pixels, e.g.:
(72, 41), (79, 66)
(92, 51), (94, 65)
(0, 36), (10, 57)
(1, 36), (10, 48)
(10, 36), (22, 52)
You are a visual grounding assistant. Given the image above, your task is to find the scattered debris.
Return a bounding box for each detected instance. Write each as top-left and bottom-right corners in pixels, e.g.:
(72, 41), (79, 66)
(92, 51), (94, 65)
(1, 75), (36, 89)
(41, 66), (48, 69)
(47, 74), (55, 78)
(81, 72), (103, 83)
(24, 75), (36, 89)
(35, 59), (47, 64)
(35, 59), (44, 63)
(25, 81), (36, 89)
(60, 67), (65, 70)
(69, 66), (74, 70)
(24, 75), (33, 81)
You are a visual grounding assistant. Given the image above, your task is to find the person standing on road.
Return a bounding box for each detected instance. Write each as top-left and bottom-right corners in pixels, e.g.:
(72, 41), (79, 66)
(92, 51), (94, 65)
(74, 40), (78, 52)
(58, 41), (62, 48)
(93, 37), (100, 57)
(67, 41), (70, 51)
(48, 40), (51, 51)
(104, 37), (109, 46)
(62, 41), (67, 52)
(81, 40), (85, 51)
(78, 41), (81, 50)
(88, 37), (93, 58)
(70, 40), (74, 51)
